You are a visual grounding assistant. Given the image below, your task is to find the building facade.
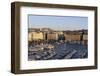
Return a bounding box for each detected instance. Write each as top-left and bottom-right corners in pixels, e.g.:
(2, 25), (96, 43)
(28, 31), (44, 41)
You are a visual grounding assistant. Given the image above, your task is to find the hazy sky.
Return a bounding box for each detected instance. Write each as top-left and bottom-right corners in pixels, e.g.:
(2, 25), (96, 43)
(28, 15), (88, 31)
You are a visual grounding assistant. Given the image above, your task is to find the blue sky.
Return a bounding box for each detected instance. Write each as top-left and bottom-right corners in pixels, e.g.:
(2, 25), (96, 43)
(28, 15), (88, 31)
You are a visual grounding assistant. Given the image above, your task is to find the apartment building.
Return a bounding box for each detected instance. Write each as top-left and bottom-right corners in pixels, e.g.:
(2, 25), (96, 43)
(28, 31), (44, 41)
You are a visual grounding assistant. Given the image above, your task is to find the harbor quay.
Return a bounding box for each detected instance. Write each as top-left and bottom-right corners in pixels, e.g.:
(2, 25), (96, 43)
(28, 28), (88, 60)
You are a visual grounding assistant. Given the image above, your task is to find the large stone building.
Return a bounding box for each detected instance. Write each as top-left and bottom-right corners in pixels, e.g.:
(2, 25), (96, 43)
(47, 33), (58, 40)
(28, 31), (44, 41)
(64, 34), (80, 41)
